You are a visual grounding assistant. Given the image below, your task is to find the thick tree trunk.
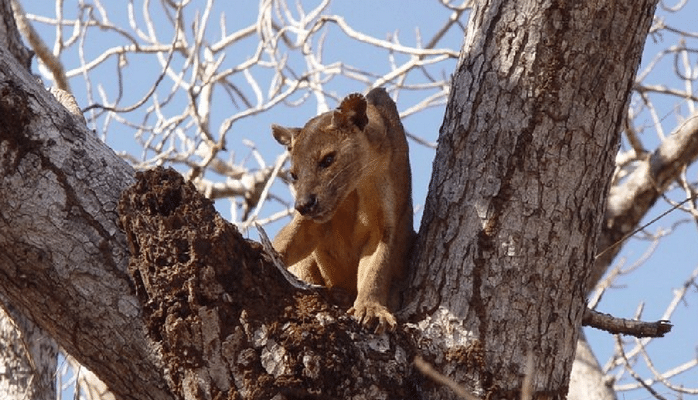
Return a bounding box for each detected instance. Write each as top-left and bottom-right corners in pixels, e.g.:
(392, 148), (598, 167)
(0, 0), (664, 399)
(403, 0), (658, 398)
(0, 4), (58, 399)
(567, 332), (616, 400)
(0, 16), (172, 399)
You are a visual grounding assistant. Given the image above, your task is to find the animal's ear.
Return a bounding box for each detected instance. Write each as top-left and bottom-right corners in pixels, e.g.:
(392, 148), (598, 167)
(332, 93), (368, 130)
(271, 124), (300, 150)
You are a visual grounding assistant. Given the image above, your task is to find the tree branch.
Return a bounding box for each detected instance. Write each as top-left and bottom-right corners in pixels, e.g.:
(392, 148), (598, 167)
(590, 112), (698, 292)
(582, 309), (672, 338)
(116, 167), (421, 399)
(0, 43), (171, 400)
(11, 0), (71, 91)
(0, 0), (31, 69)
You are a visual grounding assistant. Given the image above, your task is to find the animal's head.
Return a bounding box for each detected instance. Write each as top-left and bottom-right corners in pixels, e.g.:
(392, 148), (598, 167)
(272, 93), (370, 223)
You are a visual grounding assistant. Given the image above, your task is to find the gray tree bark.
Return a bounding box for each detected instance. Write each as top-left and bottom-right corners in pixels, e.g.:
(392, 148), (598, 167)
(0, 2), (59, 399)
(0, 3), (171, 397)
(403, 0), (658, 397)
(568, 332), (615, 400)
(0, 0), (673, 399)
(0, 302), (58, 400)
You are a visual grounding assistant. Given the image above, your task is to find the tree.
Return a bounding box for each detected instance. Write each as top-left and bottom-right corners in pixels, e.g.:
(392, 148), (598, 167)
(1, 0), (697, 399)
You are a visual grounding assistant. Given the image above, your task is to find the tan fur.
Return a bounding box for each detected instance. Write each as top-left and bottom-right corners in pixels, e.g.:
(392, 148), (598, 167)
(271, 88), (413, 333)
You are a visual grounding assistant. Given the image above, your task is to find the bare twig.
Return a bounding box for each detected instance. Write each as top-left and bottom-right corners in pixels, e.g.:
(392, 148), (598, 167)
(615, 335), (669, 400)
(11, 0), (71, 91)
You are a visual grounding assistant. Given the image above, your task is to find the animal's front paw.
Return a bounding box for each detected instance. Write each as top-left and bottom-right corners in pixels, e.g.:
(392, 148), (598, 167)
(348, 300), (396, 334)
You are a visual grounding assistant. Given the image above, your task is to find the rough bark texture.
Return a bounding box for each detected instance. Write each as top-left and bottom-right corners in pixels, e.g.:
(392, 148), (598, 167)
(0, 3), (58, 399)
(403, 0), (658, 398)
(117, 167), (449, 399)
(0, 0), (672, 399)
(0, 27), (172, 400)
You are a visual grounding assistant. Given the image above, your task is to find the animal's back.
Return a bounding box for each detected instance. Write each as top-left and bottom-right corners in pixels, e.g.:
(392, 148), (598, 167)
(364, 88), (414, 288)
(366, 88), (411, 195)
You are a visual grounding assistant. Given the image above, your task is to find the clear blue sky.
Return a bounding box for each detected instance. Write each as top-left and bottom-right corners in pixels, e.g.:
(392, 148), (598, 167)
(21, 1), (698, 398)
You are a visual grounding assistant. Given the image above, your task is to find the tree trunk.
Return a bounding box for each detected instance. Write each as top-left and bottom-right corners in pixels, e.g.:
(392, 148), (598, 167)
(0, 0), (661, 399)
(0, 302), (57, 400)
(0, 7), (172, 396)
(403, 0), (658, 397)
(567, 332), (616, 400)
(0, 3), (58, 399)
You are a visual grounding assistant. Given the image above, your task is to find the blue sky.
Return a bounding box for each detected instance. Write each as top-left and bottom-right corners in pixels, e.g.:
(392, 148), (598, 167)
(20, 1), (698, 398)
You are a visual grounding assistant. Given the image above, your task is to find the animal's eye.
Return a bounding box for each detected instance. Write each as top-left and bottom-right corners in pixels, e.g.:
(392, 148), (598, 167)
(289, 171), (298, 182)
(319, 152), (335, 169)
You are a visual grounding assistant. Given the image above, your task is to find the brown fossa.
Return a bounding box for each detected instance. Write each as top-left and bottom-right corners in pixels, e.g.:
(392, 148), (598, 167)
(271, 88), (414, 333)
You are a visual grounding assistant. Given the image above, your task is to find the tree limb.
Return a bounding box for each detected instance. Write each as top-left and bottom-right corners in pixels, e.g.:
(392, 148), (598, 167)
(116, 167), (421, 399)
(0, 0), (31, 69)
(590, 113), (698, 292)
(0, 43), (172, 400)
(10, 0), (71, 91)
(582, 309), (672, 338)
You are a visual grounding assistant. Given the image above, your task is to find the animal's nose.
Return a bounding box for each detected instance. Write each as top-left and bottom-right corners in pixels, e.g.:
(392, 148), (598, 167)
(295, 195), (318, 215)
